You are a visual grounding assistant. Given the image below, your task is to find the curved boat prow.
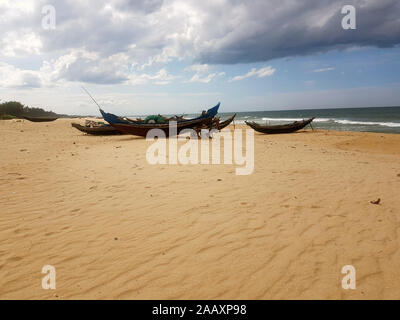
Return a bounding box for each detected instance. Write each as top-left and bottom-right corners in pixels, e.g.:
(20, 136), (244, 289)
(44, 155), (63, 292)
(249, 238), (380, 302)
(205, 102), (220, 118)
(217, 113), (236, 130)
(100, 109), (131, 125)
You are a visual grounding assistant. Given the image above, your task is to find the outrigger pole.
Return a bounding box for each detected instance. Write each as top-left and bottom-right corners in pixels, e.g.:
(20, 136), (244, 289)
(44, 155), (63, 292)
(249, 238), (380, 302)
(81, 86), (102, 110)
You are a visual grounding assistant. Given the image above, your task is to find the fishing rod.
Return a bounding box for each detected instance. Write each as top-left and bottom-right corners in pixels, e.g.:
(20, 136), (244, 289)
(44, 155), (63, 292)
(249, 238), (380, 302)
(81, 86), (102, 110)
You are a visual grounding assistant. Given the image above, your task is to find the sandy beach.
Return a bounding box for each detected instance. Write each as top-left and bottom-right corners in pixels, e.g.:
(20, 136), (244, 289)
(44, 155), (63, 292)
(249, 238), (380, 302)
(1, 118), (400, 299)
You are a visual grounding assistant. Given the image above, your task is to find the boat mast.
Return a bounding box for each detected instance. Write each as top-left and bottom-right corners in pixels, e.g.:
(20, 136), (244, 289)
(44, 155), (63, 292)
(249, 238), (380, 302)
(82, 86), (102, 110)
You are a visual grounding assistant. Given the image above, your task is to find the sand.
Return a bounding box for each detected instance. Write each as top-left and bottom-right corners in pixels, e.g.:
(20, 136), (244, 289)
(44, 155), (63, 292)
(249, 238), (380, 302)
(1, 118), (400, 299)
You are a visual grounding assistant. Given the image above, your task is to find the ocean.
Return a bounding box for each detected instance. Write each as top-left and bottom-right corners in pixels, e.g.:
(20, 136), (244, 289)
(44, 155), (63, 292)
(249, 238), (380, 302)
(218, 106), (400, 134)
(129, 106), (400, 134)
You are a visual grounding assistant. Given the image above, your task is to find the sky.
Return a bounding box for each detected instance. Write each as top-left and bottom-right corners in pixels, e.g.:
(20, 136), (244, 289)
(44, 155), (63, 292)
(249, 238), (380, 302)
(0, 0), (399, 116)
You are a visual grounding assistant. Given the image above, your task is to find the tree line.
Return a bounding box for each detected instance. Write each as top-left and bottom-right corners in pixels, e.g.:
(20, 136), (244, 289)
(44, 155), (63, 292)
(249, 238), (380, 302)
(0, 101), (58, 119)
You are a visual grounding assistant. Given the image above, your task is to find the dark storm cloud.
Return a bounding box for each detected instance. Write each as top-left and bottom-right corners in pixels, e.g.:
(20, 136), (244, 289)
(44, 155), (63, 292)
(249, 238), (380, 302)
(114, 0), (164, 13)
(197, 0), (400, 64)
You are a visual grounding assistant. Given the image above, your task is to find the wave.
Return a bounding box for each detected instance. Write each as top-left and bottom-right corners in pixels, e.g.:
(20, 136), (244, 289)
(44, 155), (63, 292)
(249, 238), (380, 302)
(261, 117), (332, 122)
(235, 117), (400, 128)
(334, 119), (400, 127)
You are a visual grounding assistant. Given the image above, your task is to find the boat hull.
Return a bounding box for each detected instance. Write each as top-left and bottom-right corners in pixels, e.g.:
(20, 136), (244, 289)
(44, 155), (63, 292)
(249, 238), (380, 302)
(23, 116), (58, 122)
(111, 117), (214, 137)
(245, 118), (315, 134)
(71, 123), (125, 135)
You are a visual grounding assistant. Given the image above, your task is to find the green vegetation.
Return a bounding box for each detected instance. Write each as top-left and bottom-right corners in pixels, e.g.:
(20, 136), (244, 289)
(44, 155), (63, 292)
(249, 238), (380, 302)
(0, 101), (58, 119)
(0, 114), (17, 120)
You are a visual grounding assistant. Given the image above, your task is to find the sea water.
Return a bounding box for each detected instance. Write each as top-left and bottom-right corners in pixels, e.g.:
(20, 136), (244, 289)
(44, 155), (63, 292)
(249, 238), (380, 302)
(131, 106), (400, 134)
(219, 106), (400, 134)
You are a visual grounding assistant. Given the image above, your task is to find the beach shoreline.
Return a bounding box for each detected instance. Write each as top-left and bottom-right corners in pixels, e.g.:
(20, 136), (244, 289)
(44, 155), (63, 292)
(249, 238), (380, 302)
(1, 118), (400, 299)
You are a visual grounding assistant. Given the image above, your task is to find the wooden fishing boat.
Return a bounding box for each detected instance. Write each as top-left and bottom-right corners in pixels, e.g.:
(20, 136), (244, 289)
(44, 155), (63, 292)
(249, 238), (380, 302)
(245, 117), (315, 134)
(217, 113), (236, 130)
(100, 103), (220, 125)
(23, 116), (58, 122)
(71, 123), (126, 135)
(110, 117), (214, 137)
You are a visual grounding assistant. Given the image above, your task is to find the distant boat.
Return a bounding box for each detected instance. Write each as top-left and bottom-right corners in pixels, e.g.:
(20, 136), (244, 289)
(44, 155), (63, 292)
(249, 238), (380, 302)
(23, 116), (58, 122)
(71, 123), (126, 135)
(245, 117), (315, 134)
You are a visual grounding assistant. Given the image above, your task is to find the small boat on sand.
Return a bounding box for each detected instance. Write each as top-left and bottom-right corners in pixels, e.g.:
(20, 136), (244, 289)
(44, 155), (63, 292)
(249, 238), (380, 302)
(23, 116), (58, 122)
(245, 117), (315, 134)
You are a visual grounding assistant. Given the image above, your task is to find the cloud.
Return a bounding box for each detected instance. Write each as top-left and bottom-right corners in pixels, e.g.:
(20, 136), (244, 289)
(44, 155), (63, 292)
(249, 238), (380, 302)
(129, 68), (176, 85)
(229, 66), (275, 82)
(185, 64), (224, 83)
(1, 30), (42, 57)
(197, 0), (400, 64)
(33, 48), (175, 86)
(188, 72), (225, 83)
(185, 64), (209, 73)
(0, 62), (41, 88)
(313, 67), (335, 72)
(0, 0), (399, 88)
(0, 47), (175, 89)
(38, 49), (130, 85)
(113, 0), (164, 14)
